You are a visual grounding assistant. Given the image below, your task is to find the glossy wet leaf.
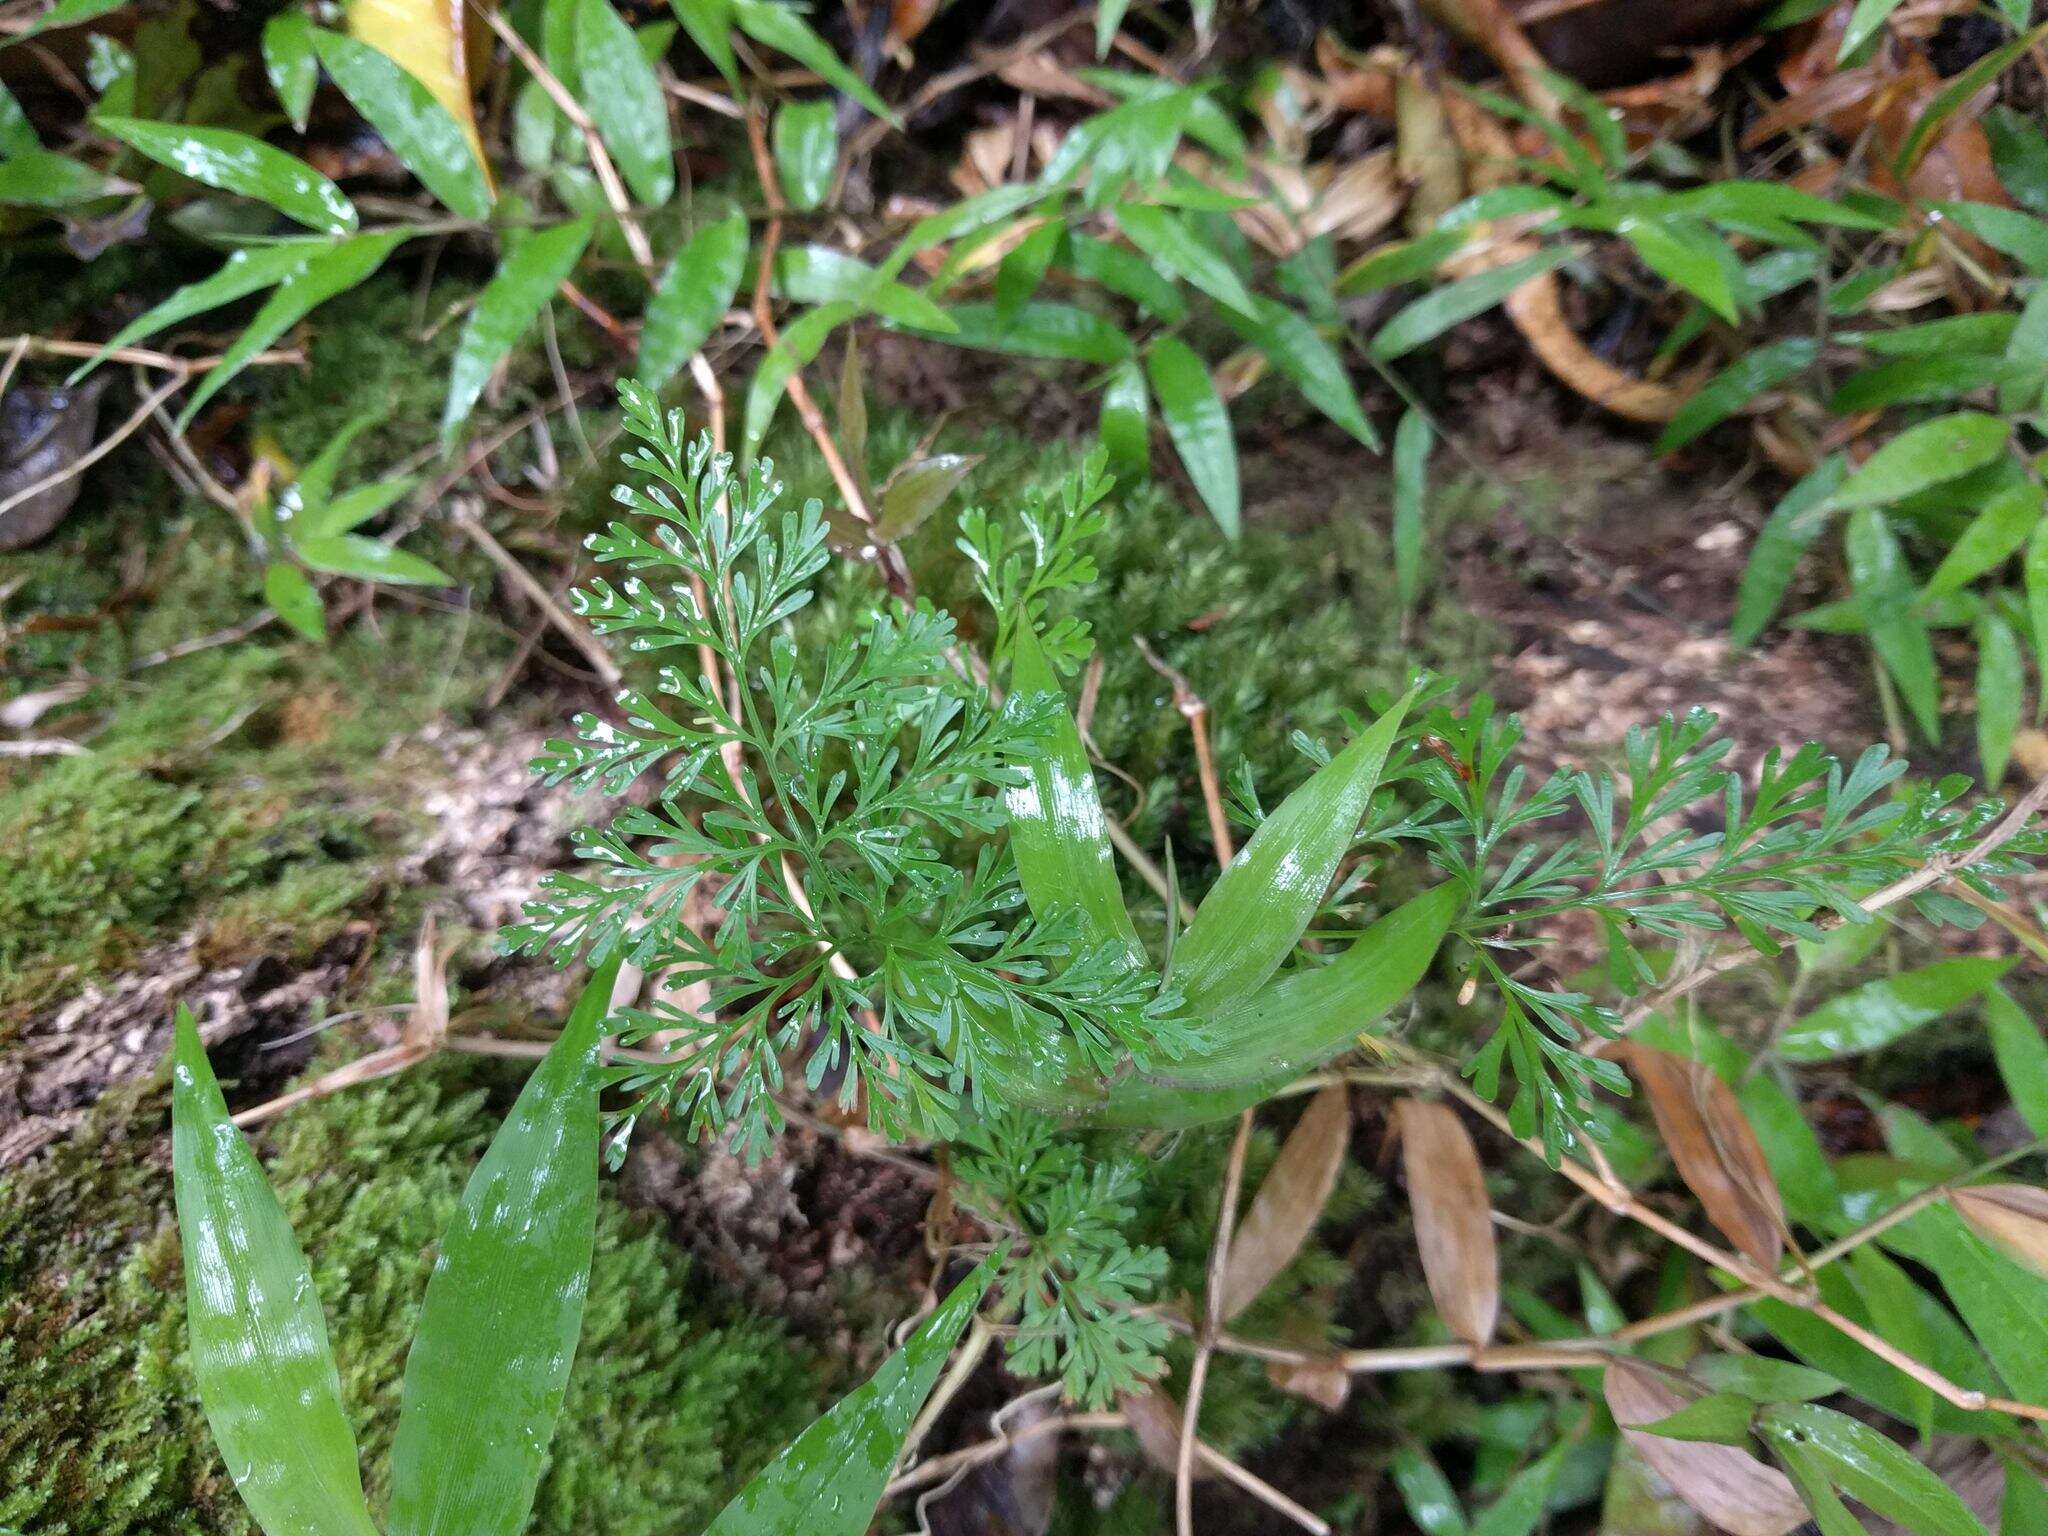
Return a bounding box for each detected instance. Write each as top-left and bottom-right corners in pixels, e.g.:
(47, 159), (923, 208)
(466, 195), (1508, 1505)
(262, 11), (318, 132)
(1731, 453), (1843, 647)
(921, 301), (1131, 364)
(1145, 882), (1460, 1091)
(577, 0), (674, 207)
(171, 1005), (381, 1536)
(1099, 357), (1149, 483)
(312, 30), (492, 221)
(1779, 957), (2012, 1061)
(1759, 1404), (1992, 1536)
(295, 532), (452, 586)
(1389, 1443), (1469, 1536)
(728, 0), (894, 123)
(1985, 985), (2048, 1138)
(1690, 1355), (1841, 1404)
(1657, 337), (1817, 453)
(1337, 228), (1466, 297)
(1623, 1043), (1785, 1269)
(1897, 25), (2048, 176)
(1636, 1390), (1760, 1446)
(1891, 1203), (2048, 1409)
(1924, 481), (2042, 599)
(1002, 620), (1145, 970)
(180, 231), (410, 427)
(0, 146), (127, 206)
(1618, 216), (1741, 323)
(96, 117), (356, 234)
(1145, 335), (1238, 540)
(1847, 1244), (1935, 1440)
(2, 0), (126, 47)
(264, 561), (326, 641)
(1977, 613), (2022, 785)
(1370, 246), (1573, 360)
(387, 964), (614, 1536)
(876, 453), (977, 541)
(1217, 1084), (1350, 1320)
(669, 0), (738, 86)
(1829, 354), (2030, 412)
(443, 216), (594, 443)
(1113, 201), (1255, 316)
(1831, 413), (2011, 509)
(1846, 506), (1941, 742)
(772, 98), (836, 212)
(1396, 1097), (1498, 1345)
(1063, 231), (1186, 321)
(1226, 294), (1376, 448)
(742, 300), (853, 456)
(703, 1252), (999, 1534)
(1393, 407), (1429, 615)
(1171, 689), (1412, 1017)
(640, 208), (748, 389)
(1604, 1361), (1805, 1536)
(69, 239), (332, 380)
(296, 478), (415, 541)
(348, 0), (488, 173)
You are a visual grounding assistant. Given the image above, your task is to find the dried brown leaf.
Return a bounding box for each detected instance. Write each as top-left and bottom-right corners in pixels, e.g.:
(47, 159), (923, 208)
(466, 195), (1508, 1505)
(1394, 1098), (1499, 1346)
(1119, 1388), (1215, 1480)
(1952, 1184), (2048, 1278)
(1264, 1357), (1350, 1410)
(1622, 1044), (1785, 1271)
(1217, 1084), (1351, 1321)
(1603, 1360), (1806, 1536)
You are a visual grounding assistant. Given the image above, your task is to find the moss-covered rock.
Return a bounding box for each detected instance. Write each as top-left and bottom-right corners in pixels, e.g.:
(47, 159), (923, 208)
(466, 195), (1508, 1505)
(0, 1059), (824, 1536)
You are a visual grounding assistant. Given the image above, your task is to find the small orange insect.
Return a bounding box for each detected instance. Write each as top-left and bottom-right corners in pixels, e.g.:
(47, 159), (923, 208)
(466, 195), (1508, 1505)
(1419, 735), (1475, 783)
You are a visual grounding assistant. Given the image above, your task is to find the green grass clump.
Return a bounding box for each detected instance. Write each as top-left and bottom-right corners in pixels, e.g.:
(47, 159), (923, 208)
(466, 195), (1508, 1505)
(0, 1060), (824, 1536)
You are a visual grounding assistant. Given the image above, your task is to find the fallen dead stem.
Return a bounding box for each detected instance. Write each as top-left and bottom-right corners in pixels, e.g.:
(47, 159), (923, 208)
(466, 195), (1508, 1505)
(1179, 1108), (1255, 1536)
(0, 335), (302, 373)
(1134, 635), (1234, 865)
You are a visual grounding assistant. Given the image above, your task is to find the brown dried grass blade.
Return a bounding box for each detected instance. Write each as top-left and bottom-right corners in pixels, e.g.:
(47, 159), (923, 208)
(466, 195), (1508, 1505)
(1603, 1360), (1807, 1536)
(1394, 1097), (1499, 1346)
(1217, 1085), (1352, 1322)
(1622, 1043), (1785, 1271)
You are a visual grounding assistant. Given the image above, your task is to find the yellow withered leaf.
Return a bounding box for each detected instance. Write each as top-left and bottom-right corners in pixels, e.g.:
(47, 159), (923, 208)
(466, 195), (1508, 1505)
(348, 0), (492, 180)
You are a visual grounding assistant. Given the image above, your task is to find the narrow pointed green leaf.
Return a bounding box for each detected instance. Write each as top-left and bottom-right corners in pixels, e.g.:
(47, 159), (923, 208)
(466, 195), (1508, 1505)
(1145, 335), (1238, 539)
(0, 78), (37, 156)
(387, 964), (615, 1536)
(1985, 984), (2048, 1138)
(1226, 294), (1377, 448)
(1113, 202), (1256, 316)
(728, 0), (895, 124)
(1832, 413), (2010, 509)
(1003, 621), (1145, 970)
(1924, 481), (2042, 599)
(1636, 1390), (1758, 1446)
(1731, 452), (1843, 647)
(576, 0), (674, 206)
(703, 1252), (1000, 1535)
(1846, 506), (1941, 742)
(640, 208), (749, 389)
(1889, 1204), (2048, 1413)
(296, 477), (415, 540)
(1771, 1439), (1866, 1536)
(1469, 1440), (1570, 1536)
(1690, 1354), (1841, 1403)
(2, 0), (127, 48)
(1897, 24), (2048, 176)
(0, 146), (129, 205)
(262, 11), (318, 131)
(743, 300), (853, 455)
(1617, 216), (1741, 323)
(1153, 880), (1458, 1088)
(1759, 1404), (1991, 1536)
(180, 231), (408, 427)
(1370, 246), (1573, 360)
(1172, 689), (1414, 1018)
(1389, 1443), (1470, 1536)
(915, 301), (1130, 364)
(69, 240), (332, 382)
(1657, 336), (1817, 452)
(443, 216), (594, 442)
(2006, 1462), (2048, 1531)
(264, 561), (326, 641)
(1780, 957), (2012, 1061)
(876, 453), (978, 540)
(1739, 1072), (1840, 1226)
(1393, 407), (1429, 614)
(1063, 230), (1186, 320)
(1839, 0), (1907, 61)
(171, 1005), (380, 1536)
(294, 532), (452, 586)
(669, 0), (738, 86)
(994, 219), (1063, 324)
(1846, 1245), (1934, 1441)
(96, 117), (357, 233)
(772, 97), (836, 212)
(1977, 613), (2022, 785)
(1099, 357), (1149, 483)
(312, 31), (492, 221)
(2029, 518), (2048, 717)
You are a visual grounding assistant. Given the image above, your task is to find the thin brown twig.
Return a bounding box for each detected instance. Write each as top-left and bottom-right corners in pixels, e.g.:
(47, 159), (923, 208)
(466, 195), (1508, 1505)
(447, 497), (623, 687)
(1180, 1108), (1254, 1536)
(0, 336), (302, 373)
(1133, 635), (1233, 864)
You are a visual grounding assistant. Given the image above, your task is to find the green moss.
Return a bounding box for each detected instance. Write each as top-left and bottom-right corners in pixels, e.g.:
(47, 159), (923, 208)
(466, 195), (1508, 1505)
(0, 1059), (824, 1536)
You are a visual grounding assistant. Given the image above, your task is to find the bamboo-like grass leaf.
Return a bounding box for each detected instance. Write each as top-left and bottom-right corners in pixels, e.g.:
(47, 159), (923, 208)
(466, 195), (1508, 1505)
(1170, 688), (1413, 1018)
(1099, 356), (1150, 482)
(1370, 246), (1573, 360)
(1393, 406), (1429, 614)
(1145, 334), (1239, 539)
(1846, 505), (1941, 743)
(180, 231), (410, 427)
(1985, 984), (2048, 1138)
(1778, 956), (2011, 1061)
(263, 11), (317, 131)
(1831, 413), (2011, 509)
(1759, 1404), (1992, 1536)
(170, 1004), (381, 1536)
(1656, 337), (1816, 453)
(1730, 453), (1843, 647)
(96, 117), (357, 234)
(640, 208), (749, 389)
(1003, 621), (1146, 971)
(1113, 202), (1256, 316)
(1604, 1361), (1805, 1536)
(772, 98), (836, 212)
(387, 963), (615, 1536)
(348, 0), (490, 176)
(312, 31), (493, 221)
(442, 216), (594, 443)
(703, 1252), (1000, 1534)
(575, 0), (675, 207)
(1395, 1098), (1499, 1346)
(68, 240), (333, 381)
(728, 0), (896, 124)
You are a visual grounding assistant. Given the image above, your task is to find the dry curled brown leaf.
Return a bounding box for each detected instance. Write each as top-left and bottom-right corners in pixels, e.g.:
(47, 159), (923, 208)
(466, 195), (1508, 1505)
(1217, 1084), (1352, 1321)
(1621, 1043), (1786, 1271)
(1952, 1184), (2048, 1278)
(1603, 1360), (1807, 1536)
(1394, 1097), (1499, 1346)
